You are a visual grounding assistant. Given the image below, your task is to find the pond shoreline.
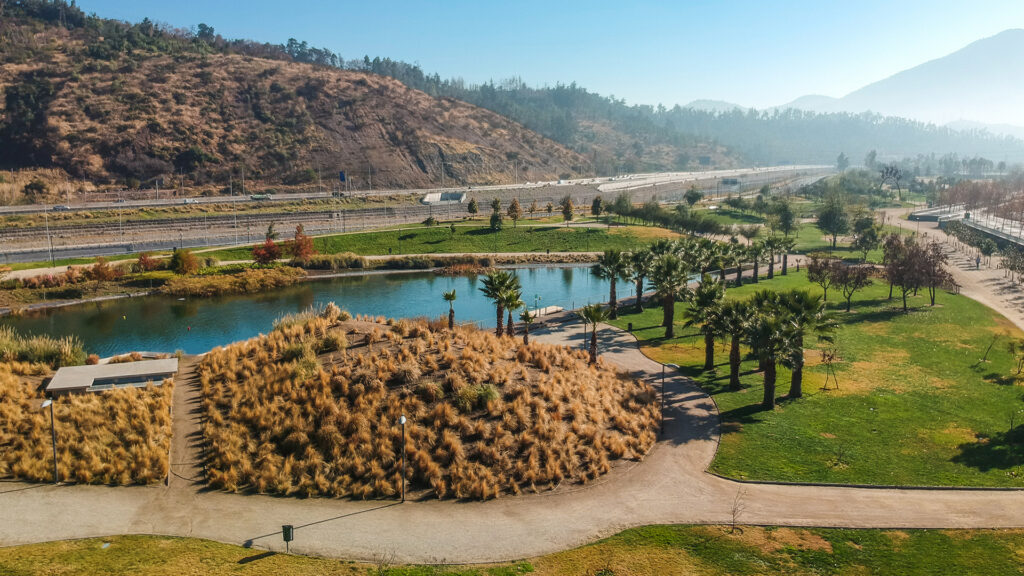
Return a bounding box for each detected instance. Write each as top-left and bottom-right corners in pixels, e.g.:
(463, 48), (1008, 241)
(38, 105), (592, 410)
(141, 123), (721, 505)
(0, 257), (600, 317)
(0, 259), (598, 317)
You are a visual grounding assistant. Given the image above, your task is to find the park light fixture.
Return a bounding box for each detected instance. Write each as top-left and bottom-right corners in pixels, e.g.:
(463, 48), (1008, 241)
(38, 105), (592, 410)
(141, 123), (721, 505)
(40, 399), (58, 484)
(399, 415), (407, 502)
(660, 364), (679, 436)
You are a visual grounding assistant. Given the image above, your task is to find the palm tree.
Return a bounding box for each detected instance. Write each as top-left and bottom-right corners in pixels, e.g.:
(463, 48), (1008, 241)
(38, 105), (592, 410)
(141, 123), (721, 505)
(592, 249), (631, 319)
(682, 275), (725, 371)
(717, 300), (751, 390)
(519, 309), (535, 345)
(628, 248), (654, 311)
(724, 241), (744, 287)
(480, 271), (518, 337)
(763, 236), (783, 279)
(442, 289), (457, 330)
(580, 304), (611, 364)
(779, 237), (797, 275)
(738, 224), (760, 246)
(501, 287), (524, 337)
(779, 290), (837, 398)
(745, 310), (789, 410)
(650, 253), (689, 339)
(750, 289), (782, 373)
(747, 242), (766, 284)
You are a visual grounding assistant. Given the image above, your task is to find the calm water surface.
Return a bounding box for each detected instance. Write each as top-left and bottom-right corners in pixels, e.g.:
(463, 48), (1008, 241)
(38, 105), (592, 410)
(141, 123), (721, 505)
(2, 266), (620, 356)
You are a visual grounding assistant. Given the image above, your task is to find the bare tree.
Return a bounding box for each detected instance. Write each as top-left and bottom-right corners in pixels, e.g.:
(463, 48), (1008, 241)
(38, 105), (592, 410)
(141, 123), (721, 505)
(730, 488), (747, 534)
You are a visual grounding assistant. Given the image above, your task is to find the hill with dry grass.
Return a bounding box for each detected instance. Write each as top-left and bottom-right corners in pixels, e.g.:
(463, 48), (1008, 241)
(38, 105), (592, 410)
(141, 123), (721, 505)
(0, 7), (590, 193)
(0, 362), (173, 485)
(198, 306), (659, 500)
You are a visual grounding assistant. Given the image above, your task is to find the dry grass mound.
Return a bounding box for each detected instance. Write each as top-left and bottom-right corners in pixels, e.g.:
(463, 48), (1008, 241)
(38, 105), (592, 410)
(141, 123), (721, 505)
(198, 305), (658, 500)
(0, 363), (173, 485)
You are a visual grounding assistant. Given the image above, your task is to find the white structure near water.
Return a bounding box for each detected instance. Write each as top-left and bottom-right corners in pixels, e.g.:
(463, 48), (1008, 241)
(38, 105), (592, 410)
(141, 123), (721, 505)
(45, 358), (179, 396)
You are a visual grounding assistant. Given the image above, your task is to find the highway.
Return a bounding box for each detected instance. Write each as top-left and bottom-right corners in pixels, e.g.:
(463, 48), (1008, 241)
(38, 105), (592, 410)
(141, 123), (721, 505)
(0, 165), (830, 215)
(0, 166), (832, 264)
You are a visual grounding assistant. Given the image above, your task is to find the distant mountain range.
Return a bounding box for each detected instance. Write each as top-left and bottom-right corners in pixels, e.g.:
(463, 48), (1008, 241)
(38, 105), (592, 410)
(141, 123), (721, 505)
(776, 29), (1024, 137)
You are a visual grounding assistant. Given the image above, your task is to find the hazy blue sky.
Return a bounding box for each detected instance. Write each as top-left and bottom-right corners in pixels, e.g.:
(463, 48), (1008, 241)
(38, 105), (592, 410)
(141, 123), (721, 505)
(79, 0), (1024, 109)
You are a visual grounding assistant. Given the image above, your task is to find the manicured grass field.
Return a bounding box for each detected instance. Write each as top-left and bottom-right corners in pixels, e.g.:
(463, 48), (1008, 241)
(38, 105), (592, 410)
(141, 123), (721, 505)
(205, 224), (675, 261)
(611, 270), (1024, 487)
(695, 207), (764, 227)
(3, 527), (1023, 575)
(3, 254), (144, 272)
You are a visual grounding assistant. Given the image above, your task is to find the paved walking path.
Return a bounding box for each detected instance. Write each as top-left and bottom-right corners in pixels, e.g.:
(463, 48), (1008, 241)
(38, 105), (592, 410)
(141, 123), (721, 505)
(2, 309), (1024, 563)
(881, 209), (1024, 333)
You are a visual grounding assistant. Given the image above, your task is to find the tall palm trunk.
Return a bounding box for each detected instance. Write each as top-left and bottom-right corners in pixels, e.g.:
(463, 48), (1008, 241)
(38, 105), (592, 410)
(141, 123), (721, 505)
(609, 278), (618, 319)
(762, 361), (777, 409)
(664, 295), (676, 339)
(703, 332), (715, 370)
(589, 328), (598, 364)
(635, 277), (644, 311)
(767, 252), (775, 279)
(495, 304), (505, 337)
(719, 267), (727, 292)
(788, 335), (804, 398)
(448, 307), (455, 330)
(735, 264), (743, 287)
(729, 334), (741, 390)
(782, 253), (789, 275)
(753, 260), (760, 283)
(506, 310), (515, 337)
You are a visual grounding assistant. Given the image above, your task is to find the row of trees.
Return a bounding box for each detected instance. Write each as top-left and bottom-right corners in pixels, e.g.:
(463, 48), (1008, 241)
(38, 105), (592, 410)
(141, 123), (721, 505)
(588, 235), (800, 339)
(251, 225), (316, 266)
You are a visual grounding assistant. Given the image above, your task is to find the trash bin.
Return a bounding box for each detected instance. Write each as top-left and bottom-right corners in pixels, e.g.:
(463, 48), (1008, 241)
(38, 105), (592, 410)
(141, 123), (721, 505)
(628, 322), (633, 332)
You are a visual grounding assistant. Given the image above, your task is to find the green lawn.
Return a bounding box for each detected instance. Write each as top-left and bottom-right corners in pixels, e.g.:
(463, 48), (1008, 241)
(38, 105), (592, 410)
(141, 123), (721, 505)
(695, 208), (764, 227)
(2, 253), (150, 272)
(3, 527), (1023, 575)
(611, 270), (1024, 487)
(205, 224), (671, 261)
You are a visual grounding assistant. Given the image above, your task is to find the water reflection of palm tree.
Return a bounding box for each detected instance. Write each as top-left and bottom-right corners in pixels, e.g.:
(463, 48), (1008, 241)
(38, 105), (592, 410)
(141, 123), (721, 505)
(561, 266), (574, 289)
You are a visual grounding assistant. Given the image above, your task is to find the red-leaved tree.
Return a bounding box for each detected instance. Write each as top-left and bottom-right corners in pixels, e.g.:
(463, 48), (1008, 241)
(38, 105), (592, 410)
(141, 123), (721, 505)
(253, 238), (282, 266)
(289, 225), (316, 265)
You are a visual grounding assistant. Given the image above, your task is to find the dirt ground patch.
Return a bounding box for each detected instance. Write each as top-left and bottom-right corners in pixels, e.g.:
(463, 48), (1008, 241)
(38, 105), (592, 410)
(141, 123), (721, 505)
(926, 425), (978, 448)
(612, 226), (683, 241)
(835, 349), (915, 395)
(707, 526), (834, 555)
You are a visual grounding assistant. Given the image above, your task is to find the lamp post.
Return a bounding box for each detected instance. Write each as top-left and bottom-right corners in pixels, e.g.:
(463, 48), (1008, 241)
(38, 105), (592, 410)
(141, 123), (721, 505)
(41, 399), (58, 484)
(660, 364), (679, 437)
(399, 415), (407, 503)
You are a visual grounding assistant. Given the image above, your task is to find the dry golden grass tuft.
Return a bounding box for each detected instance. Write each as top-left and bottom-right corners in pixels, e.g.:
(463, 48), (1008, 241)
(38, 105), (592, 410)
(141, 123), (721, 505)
(0, 364), (173, 484)
(198, 305), (659, 500)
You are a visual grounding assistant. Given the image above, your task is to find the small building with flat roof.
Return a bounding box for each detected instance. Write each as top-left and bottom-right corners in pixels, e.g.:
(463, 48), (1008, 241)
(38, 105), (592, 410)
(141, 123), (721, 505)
(46, 358), (178, 396)
(422, 192), (466, 205)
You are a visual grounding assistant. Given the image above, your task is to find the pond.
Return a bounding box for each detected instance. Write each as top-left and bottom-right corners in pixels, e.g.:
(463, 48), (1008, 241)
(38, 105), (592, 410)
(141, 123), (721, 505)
(1, 266), (622, 356)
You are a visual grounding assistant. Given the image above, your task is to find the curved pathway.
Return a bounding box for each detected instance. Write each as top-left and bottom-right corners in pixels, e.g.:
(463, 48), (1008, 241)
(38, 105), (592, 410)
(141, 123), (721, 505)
(2, 310), (1024, 563)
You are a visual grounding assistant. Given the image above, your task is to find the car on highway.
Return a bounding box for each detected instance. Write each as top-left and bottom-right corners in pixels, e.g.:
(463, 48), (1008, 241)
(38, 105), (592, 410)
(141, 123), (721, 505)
(183, 198), (199, 204)
(51, 205), (71, 212)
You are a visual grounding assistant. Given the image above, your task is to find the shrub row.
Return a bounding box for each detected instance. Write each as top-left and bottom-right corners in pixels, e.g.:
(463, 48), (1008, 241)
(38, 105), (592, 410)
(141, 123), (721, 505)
(161, 266), (306, 297)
